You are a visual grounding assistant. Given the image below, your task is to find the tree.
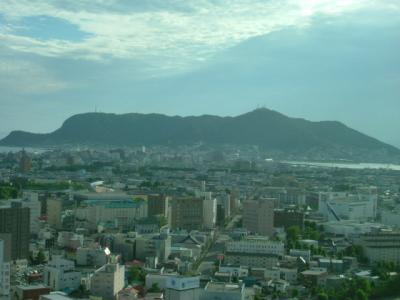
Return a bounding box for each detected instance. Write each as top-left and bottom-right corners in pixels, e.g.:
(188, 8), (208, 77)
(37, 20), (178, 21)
(355, 289), (368, 300)
(317, 292), (329, 300)
(148, 283), (161, 293)
(36, 249), (46, 264)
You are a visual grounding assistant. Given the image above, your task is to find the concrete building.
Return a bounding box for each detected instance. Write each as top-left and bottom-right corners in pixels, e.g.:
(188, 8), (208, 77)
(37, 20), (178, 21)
(77, 199), (147, 230)
(0, 239), (10, 297)
(225, 237), (283, 268)
(47, 198), (63, 230)
(358, 231), (400, 264)
(0, 202), (30, 259)
(15, 285), (51, 300)
(135, 233), (171, 263)
(90, 263), (125, 300)
(170, 198), (204, 231)
(44, 255), (81, 293)
(319, 188), (377, 221)
(274, 209), (304, 229)
(164, 276), (200, 300)
(243, 198), (274, 236)
(76, 247), (108, 267)
(147, 194), (169, 217)
(203, 197), (217, 229)
(200, 282), (245, 300)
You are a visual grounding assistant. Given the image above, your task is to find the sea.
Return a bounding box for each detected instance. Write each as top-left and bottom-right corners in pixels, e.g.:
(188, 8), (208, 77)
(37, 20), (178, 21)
(0, 146), (47, 154)
(281, 160), (400, 171)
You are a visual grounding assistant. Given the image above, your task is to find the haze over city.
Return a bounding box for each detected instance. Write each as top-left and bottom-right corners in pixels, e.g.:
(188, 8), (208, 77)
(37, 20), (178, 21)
(2, 2), (400, 300)
(1, 0), (400, 147)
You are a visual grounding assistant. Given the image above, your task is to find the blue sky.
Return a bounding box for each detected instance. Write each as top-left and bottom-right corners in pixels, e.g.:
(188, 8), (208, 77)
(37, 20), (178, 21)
(0, 0), (399, 147)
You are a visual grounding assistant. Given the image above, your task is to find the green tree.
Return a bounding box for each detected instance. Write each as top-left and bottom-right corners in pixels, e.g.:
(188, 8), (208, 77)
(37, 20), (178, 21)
(355, 289), (368, 300)
(317, 292), (329, 300)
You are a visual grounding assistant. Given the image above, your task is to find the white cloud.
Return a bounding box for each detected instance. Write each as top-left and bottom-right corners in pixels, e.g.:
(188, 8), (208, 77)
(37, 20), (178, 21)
(0, 59), (69, 94)
(0, 0), (398, 73)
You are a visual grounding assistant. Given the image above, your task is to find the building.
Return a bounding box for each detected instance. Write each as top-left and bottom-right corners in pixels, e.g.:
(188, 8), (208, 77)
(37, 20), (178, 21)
(319, 188), (377, 221)
(203, 197), (217, 230)
(15, 285), (52, 300)
(0, 202), (30, 259)
(21, 192), (42, 235)
(170, 198), (204, 231)
(289, 249), (311, 263)
(44, 255), (81, 293)
(0, 239), (10, 297)
(76, 247), (108, 267)
(200, 282), (245, 300)
(301, 268), (328, 287)
(358, 231), (400, 264)
(225, 237), (284, 268)
(135, 233), (171, 263)
(19, 150), (32, 173)
(164, 276), (200, 300)
(147, 194), (169, 217)
(274, 209), (304, 229)
(90, 263), (125, 300)
(47, 198), (63, 230)
(243, 198), (274, 236)
(77, 199), (147, 230)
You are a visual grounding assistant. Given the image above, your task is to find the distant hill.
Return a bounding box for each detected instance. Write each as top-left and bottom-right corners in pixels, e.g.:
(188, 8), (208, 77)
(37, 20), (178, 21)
(1, 108), (399, 161)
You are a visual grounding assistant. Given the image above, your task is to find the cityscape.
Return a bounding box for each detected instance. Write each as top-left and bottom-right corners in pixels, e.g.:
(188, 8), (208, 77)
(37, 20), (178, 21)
(1, 1), (400, 300)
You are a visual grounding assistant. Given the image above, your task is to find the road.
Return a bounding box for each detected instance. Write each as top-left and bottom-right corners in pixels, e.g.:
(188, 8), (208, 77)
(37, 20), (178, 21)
(197, 214), (242, 275)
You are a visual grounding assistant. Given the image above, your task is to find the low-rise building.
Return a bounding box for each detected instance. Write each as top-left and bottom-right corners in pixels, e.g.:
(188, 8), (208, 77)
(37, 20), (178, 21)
(200, 282), (245, 300)
(43, 255), (81, 293)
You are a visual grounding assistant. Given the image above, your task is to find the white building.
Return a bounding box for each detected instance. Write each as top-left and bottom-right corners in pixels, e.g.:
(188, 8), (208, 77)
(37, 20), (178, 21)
(44, 255), (81, 292)
(319, 188), (377, 221)
(381, 208), (400, 228)
(358, 231), (400, 264)
(90, 263), (125, 300)
(0, 239), (10, 297)
(322, 221), (386, 238)
(76, 247), (108, 267)
(77, 199), (147, 230)
(200, 282), (245, 300)
(226, 237), (284, 256)
(164, 276), (200, 300)
(225, 237), (283, 268)
(203, 198), (217, 229)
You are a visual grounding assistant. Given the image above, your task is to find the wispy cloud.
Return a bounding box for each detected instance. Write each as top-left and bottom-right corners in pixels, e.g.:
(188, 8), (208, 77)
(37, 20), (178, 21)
(1, 0), (394, 71)
(0, 58), (69, 94)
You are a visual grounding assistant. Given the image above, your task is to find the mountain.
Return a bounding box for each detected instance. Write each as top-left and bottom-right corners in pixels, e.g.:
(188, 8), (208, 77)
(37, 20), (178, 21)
(1, 108), (399, 161)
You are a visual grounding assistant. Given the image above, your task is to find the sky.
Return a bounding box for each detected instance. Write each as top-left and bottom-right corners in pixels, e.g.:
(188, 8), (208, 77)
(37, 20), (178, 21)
(0, 0), (399, 147)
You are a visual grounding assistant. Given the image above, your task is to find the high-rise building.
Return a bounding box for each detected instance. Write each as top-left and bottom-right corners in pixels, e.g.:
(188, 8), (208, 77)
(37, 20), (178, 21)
(19, 150), (32, 173)
(147, 194), (169, 217)
(0, 239), (10, 297)
(21, 192), (42, 235)
(170, 198), (204, 231)
(46, 198), (63, 230)
(243, 198), (275, 236)
(0, 202), (30, 260)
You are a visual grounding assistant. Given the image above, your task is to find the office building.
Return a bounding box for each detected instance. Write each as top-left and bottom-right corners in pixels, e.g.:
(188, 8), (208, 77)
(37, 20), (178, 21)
(47, 198), (63, 230)
(164, 276), (200, 300)
(359, 231), (400, 264)
(0, 239), (10, 297)
(200, 282), (245, 300)
(243, 198), (274, 236)
(44, 255), (81, 293)
(0, 202), (30, 259)
(90, 263), (125, 300)
(170, 198), (204, 231)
